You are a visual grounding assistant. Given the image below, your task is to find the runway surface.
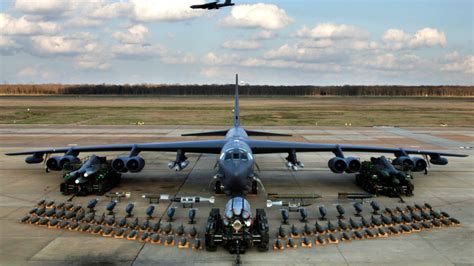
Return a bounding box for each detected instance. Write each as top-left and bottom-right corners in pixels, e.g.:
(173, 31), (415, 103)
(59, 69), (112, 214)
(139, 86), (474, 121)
(0, 125), (473, 265)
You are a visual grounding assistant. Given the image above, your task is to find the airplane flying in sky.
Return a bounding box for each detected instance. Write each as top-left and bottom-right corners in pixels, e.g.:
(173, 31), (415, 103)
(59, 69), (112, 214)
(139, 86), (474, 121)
(190, 0), (235, 10)
(5, 75), (468, 196)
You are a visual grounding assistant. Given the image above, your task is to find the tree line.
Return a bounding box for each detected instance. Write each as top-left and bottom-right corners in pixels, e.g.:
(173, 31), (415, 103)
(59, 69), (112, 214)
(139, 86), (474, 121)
(0, 84), (472, 96)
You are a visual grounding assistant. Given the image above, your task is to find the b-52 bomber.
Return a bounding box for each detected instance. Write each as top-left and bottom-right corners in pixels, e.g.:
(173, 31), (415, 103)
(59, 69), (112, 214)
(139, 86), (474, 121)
(5, 74), (468, 197)
(190, 0), (234, 10)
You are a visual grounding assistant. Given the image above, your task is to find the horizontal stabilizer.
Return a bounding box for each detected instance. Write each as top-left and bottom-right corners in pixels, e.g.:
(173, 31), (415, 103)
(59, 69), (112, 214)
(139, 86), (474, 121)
(181, 130), (229, 136)
(245, 130), (292, 137)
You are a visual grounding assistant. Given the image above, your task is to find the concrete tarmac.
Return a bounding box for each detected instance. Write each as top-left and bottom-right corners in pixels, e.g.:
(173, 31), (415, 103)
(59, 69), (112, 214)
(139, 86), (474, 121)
(0, 125), (473, 265)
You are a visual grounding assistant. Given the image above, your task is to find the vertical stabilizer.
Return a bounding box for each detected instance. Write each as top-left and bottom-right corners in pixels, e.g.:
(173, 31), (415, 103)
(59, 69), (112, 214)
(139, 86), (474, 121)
(234, 74), (240, 127)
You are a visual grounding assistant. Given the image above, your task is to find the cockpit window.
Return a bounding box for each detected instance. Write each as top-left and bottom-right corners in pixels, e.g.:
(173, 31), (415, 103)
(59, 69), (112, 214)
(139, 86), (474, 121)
(232, 153), (240, 160)
(222, 148), (251, 161)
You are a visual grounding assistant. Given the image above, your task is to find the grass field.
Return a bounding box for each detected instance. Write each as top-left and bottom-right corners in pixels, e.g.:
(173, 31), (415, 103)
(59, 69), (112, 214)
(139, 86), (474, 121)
(0, 96), (473, 127)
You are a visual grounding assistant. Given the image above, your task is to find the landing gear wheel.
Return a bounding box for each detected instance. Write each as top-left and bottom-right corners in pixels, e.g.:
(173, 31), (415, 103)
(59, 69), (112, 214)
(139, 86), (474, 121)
(251, 180), (258, 195)
(406, 182), (414, 196)
(205, 208), (221, 251)
(214, 181), (223, 194)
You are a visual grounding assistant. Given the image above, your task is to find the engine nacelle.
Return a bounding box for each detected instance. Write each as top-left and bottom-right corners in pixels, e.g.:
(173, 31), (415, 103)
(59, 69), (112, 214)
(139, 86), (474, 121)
(126, 156), (145, 173)
(392, 156), (414, 168)
(328, 157), (347, 173)
(411, 157), (428, 172)
(345, 157), (361, 173)
(112, 156), (129, 173)
(430, 155), (448, 165)
(46, 156), (63, 171)
(59, 155), (81, 168)
(25, 154), (44, 164)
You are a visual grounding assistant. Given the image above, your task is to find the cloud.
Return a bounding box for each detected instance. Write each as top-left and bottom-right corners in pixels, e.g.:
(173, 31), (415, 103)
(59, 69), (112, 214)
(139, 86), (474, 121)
(252, 30), (277, 40)
(0, 13), (60, 35)
(30, 35), (99, 56)
(219, 3), (293, 30)
(89, 2), (133, 19)
(75, 55), (111, 70)
(113, 24), (149, 44)
(357, 53), (421, 71)
(409, 28), (447, 48)
(382, 27), (447, 49)
(221, 40), (260, 50)
(16, 66), (56, 79)
(200, 67), (227, 78)
(14, 0), (69, 15)
(111, 43), (166, 59)
(202, 52), (240, 65)
(296, 23), (369, 39)
(130, 0), (205, 22)
(0, 36), (21, 55)
(161, 53), (197, 64)
(441, 52), (474, 74)
(65, 17), (103, 28)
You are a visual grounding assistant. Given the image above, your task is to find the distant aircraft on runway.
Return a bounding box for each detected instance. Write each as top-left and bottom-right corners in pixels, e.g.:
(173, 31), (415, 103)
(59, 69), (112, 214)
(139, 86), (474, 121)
(190, 0), (234, 9)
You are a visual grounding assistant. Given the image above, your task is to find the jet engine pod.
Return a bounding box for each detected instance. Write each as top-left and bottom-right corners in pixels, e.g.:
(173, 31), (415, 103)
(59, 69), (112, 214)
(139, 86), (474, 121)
(126, 156), (145, 173)
(59, 155), (81, 168)
(429, 154), (448, 165)
(112, 156), (129, 173)
(328, 157), (348, 173)
(411, 157), (427, 172)
(46, 156), (63, 171)
(392, 156), (414, 168)
(25, 154), (44, 164)
(345, 157), (361, 173)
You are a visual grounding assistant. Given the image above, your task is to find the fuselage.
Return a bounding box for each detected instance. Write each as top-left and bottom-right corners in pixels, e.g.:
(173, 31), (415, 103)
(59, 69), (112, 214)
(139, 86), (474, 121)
(217, 126), (255, 196)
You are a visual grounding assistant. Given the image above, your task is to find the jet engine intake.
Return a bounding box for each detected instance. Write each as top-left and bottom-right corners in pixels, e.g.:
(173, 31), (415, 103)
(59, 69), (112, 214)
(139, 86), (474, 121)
(411, 157), (428, 172)
(112, 156), (129, 173)
(59, 155), (81, 168)
(345, 157), (361, 173)
(126, 156), (145, 173)
(328, 157), (348, 173)
(392, 156), (414, 168)
(46, 156), (64, 171)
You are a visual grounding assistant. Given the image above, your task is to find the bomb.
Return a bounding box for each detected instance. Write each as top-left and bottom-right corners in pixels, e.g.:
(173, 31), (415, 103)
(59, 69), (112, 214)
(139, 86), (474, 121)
(336, 204), (345, 219)
(370, 201), (380, 214)
(353, 202), (363, 216)
(125, 203), (134, 217)
(281, 209), (289, 224)
(319, 206), (328, 220)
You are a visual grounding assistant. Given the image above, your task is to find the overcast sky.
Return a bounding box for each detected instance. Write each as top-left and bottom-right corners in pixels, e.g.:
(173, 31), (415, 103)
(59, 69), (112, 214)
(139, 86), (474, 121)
(0, 0), (472, 85)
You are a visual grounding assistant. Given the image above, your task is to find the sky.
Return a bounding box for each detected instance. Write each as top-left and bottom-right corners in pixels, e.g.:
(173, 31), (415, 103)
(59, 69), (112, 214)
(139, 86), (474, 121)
(0, 0), (473, 85)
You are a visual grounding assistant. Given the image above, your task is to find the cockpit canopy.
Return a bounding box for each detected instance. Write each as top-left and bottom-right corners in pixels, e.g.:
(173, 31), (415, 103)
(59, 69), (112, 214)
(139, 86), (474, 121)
(221, 148), (252, 161)
(223, 197), (252, 227)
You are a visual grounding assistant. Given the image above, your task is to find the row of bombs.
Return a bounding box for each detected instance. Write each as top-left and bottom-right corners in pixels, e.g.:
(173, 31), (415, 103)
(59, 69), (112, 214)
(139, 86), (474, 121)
(272, 204), (461, 251)
(21, 214), (204, 250)
(273, 219), (460, 251)
(28, 199), (197, 223)
(284, 201), (457, 223)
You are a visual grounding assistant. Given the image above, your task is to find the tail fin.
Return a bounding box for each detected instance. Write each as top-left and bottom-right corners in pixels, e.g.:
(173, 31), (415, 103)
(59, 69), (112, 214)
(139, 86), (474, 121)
(234, 74), (240, 127)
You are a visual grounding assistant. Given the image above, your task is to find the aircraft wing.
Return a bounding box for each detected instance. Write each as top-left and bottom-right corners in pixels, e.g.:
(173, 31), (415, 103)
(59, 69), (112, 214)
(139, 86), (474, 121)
(246, 140), (468, 157)
(5, 140), (227, 156)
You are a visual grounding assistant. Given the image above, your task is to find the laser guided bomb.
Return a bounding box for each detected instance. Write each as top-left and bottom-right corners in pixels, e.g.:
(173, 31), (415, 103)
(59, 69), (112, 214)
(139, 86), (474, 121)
(60, 155), (121, 196)
(205, 197), (269, 254)
(356, 156), (416, 196)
